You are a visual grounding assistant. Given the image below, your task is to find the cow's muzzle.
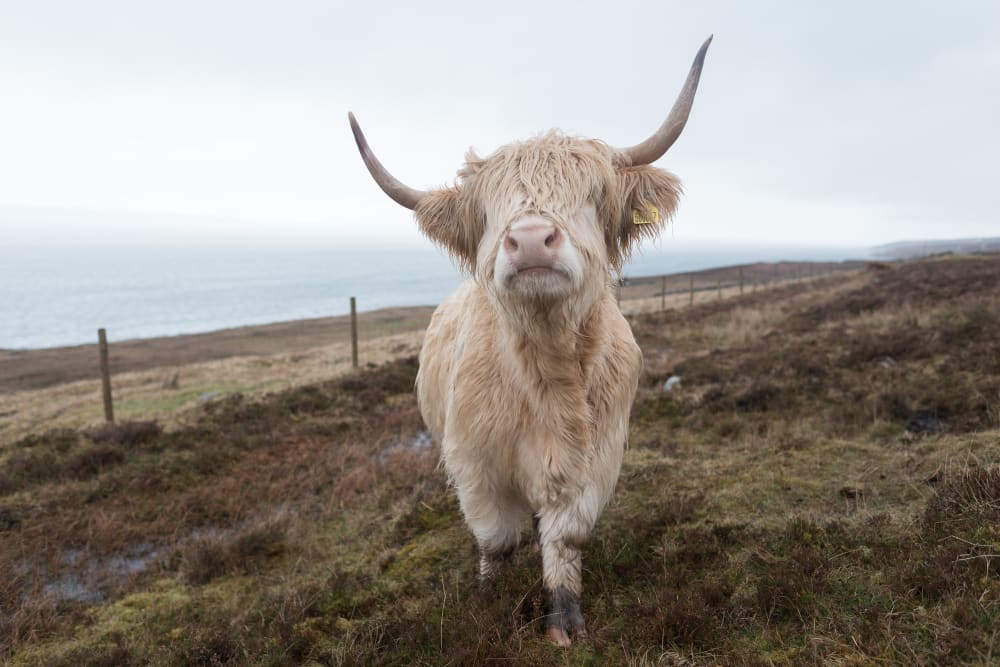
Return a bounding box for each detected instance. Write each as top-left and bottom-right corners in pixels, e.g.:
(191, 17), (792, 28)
(504, 221), (564, 274)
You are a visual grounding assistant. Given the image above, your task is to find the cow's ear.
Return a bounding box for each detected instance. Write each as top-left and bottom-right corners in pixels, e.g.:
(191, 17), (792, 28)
(414, 187), (482, 271)
(608, 165), (682, 269)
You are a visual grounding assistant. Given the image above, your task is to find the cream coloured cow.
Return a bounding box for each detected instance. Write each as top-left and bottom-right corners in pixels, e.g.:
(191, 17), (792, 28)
(349, 36), (711, 646)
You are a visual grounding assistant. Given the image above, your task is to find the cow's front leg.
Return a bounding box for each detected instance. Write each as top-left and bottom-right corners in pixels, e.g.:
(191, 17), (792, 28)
(454, 479), (527, 584)
(479, 538), (516, 583)
(541, 538), (586, 646)
(537, 506), (593, 646)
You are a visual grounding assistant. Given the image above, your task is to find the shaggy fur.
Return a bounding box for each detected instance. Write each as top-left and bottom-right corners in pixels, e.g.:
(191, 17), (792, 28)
(410, 131), (683, 642)
(415, 133), (682, 274)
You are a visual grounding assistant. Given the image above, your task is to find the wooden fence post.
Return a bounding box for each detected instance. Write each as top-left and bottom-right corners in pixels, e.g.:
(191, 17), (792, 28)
(97, 328), (114, 423)
(739, 266), (744, 295)
(350, 297), (359, 369)
(717, 280), (722, 300)
(689, 276), (694, 306)
(660, 275), (666, 311)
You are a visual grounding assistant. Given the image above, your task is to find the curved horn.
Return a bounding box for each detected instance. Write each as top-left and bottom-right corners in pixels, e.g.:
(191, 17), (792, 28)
(348, 112), (427, 210)
(618, 35), (712, 166)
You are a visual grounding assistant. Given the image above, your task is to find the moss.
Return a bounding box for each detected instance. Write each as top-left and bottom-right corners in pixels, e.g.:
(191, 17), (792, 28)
(9, 583), (192, 666)
(383, 524), (468, 583)
(631, 393), (684, 427)
(114, 381), (286, 418)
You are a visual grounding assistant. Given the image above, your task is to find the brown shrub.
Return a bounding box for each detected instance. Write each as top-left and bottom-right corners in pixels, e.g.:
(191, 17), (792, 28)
(171, 626), (240, 666)
(334, 355), (419, 405)
(64, 446), (126, 480)
(752, 520), (835, 623)
(923, 466), (1000, 538)
(13, 428), (79, 452)
(891, 467), (1000, 606)
(734, 379), (782, 412)
(623, 570), (735, 648)
(0, 505), (22, 530)
(0, 449), (58, 493)
(178, 517), (289, 585)
(87, 420), (162, 447)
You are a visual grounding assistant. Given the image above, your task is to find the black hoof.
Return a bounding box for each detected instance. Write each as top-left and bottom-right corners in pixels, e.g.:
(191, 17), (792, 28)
(544, 585), (585, 645)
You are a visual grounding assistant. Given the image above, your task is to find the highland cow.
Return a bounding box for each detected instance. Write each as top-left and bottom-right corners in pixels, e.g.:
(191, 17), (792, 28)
(349, 36), (711, 645)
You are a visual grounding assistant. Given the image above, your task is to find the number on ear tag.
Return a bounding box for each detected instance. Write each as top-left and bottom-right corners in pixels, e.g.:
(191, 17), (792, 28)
(632, 205), (659, 225)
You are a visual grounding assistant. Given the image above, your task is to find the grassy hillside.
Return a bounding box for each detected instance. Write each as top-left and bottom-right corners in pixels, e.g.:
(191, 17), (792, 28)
(0, 306), (436, 393)
(2, 254), (999, 665)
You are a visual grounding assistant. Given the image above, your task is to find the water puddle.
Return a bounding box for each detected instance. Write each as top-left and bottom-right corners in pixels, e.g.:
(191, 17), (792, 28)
(41, 542), (163, 603)
(378, 430), (434, 463)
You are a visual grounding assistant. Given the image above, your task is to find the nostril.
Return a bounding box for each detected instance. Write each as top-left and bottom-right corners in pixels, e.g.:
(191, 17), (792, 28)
(505, 235), (518, 252)
(545, 229), (559, 247)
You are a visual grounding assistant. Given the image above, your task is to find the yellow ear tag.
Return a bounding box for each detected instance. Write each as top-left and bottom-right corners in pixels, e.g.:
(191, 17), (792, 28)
(632, 205), (659, 226)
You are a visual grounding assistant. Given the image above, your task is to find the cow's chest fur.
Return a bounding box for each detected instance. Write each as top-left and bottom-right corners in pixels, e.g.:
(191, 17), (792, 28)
(441, 301), (620, 509)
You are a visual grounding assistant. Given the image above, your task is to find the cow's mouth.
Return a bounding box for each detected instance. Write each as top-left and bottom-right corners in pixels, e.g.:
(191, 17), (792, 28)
(505, 266), (574, 296)
(511, 265), (571, 284)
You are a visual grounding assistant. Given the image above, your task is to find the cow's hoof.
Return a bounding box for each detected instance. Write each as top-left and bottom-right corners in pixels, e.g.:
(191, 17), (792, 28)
(546, 625), (572, 647)
(544, 585), (585, 646)
(544, 624), (588, 646)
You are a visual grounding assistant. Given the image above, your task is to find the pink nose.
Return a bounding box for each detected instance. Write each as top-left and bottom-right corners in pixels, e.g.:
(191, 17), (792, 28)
(504, 222), (563, 271)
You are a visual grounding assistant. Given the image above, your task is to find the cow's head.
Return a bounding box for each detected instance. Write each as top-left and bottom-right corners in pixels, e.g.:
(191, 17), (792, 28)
(350, 37), (710, 314)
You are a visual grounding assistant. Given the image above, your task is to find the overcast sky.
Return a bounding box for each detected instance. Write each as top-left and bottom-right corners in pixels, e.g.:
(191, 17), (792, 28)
(1, 0), (997, 248)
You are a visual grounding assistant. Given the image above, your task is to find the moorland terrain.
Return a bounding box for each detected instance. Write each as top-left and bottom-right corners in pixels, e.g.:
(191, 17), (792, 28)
(2, 253), (999, 665)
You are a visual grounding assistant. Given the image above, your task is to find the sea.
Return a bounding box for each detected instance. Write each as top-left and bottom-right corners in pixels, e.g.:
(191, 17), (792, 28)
(0, 240), (872, 350)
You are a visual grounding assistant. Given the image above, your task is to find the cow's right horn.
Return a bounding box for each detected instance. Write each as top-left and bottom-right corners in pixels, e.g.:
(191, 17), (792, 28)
(349, 112), (427, 210)
(617, 35), (712, 166)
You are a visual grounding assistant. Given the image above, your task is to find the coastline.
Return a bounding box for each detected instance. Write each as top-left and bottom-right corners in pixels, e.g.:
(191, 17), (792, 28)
(0, 259), (870, 394)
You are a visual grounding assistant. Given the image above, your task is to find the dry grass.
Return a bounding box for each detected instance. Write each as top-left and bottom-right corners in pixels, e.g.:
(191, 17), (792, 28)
(0, 265), (851, 450)
(0, 267), (836, 450)
(2, 254), (1000, 665)
(0, 330), (423, 449)
(0, 306), (436, 393)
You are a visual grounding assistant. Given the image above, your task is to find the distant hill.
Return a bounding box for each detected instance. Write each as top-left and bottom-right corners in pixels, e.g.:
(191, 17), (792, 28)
(871, 237), (1000, 259)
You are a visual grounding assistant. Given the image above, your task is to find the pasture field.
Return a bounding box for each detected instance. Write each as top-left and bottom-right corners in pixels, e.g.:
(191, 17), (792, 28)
(0, 309), (433, 447)
(2, 254), (999, 665)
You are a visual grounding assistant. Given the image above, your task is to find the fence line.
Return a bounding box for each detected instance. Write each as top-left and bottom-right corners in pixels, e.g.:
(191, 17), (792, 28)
(85, 263), (861, 422)
(350, 296), (359, 369)
(98, 328), (114, 423)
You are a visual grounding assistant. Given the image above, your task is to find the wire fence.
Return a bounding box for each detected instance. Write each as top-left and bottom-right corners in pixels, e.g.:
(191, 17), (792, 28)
(0, 261), (866, 442)
(614, 261), (852, 314)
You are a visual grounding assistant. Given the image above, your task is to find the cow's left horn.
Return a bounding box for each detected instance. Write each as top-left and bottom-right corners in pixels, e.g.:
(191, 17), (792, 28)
(348, 112), (427, 210)
(617, 35), (712, 166)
